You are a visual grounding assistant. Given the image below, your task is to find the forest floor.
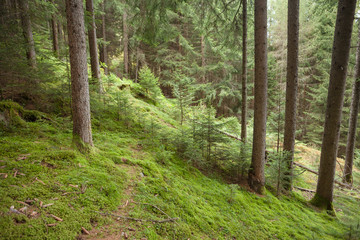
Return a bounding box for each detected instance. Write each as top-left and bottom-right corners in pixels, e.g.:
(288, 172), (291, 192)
(1, 96), (360, 240)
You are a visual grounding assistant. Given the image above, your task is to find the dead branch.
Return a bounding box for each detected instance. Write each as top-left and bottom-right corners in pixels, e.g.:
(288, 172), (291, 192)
(93, 210), (179, 223)
(16, 201), (30, 206)
(294, 186), (315, 193)
(81, 227), (90, 235)
(293, 162), (352, 189)
(49, 214), (63, 222)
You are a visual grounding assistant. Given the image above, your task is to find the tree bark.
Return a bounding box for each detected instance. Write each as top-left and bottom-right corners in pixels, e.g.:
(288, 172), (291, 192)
(241, 0), (247, 143)
(283, 0), (299, 191)
(66, 0), (93, 150)
(343, 22), (360, 185)
(50, 15), (59, 56)
(311, 0), (356, 212)
(201, 34), (206, 83)
(248, 0), (267, 195)
(19, 0), (36, 68)
(86, 0), (102, 92)
(123, 9), (129, 75)
(99, 0), (108, 75)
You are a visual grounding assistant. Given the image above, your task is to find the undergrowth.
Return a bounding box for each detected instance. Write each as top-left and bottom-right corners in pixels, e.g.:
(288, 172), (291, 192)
(0, 83), (359, 239)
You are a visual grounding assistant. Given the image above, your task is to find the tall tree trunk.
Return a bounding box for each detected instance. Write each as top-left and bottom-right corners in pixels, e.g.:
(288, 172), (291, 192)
(123, 9), (129, 75)
(86, 0), (102, 93)
(248, 0), (267, 195)
(311, 0), (356, 212)
(66, 0), (93, 151)
(19, 0), (36, 68)
(201, 34), (206, 83)
(241, 0), (247, 143)
(99, 1), (108, 75)
(50, 15), (59, 56)
(343, 23), (360, 185)
(283, 0), (299, 191)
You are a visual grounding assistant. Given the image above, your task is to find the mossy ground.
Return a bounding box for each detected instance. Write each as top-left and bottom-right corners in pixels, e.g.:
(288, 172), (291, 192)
(0, 96), (359, 239)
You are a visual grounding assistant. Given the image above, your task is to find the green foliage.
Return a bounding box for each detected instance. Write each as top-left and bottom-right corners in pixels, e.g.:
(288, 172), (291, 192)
(265, 151), (294, 196)
(138, 67), (162, 102)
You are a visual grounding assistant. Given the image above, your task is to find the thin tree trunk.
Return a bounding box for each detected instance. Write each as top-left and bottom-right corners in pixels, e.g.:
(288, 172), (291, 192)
(123, 9), (129, 75)
(135, 46), (140, 82)
(99, 1), (108, 75)
(283, 0), (299, 191)
(343, 23), (360, 185)
(66, 0), (93, 151)
(311, 0), (356, 212)
(241, 0), (247, 143)
(51, 15), (59, 56)
(19, 0), (36, 68)
(201, 35), (206, 83)
(86, 0), (102, 93)
(248, 0), (267, 195)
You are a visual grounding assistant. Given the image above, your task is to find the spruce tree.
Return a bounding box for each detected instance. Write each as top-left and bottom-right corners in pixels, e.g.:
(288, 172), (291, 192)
(311, 0), (356, 212)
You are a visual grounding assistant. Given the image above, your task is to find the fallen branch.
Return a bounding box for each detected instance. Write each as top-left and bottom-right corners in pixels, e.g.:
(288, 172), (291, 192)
(49, 214), (63, 222)
(81, 227), (90, 235)
(294, 186), (315, 193)
(16, 201), (29, 206)
(34, 177), (45, 185)
(93, 210), (178, 223)
(293, 162), (352, 189)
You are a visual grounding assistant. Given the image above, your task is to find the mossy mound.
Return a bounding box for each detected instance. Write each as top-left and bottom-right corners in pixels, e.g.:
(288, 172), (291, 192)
(0, 101), (48, 128)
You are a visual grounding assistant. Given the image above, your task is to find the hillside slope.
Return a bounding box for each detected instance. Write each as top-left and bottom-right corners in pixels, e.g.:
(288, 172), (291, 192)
(0, 94), (359, 240)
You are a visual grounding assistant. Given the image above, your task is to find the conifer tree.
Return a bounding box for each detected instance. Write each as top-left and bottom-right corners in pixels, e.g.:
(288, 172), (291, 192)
(311, 0), (356, 212)
(86, 0), (102, 92)
(66, 0), (94, 151)
(19, 0), (36, 68)
(283, 0), (299, 191)
(241, 0), (247, 143)
(343, 22), (360, 185)
(248, 0), (268, 195)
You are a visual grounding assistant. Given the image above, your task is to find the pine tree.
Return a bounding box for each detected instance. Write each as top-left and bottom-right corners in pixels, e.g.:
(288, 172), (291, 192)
(343, 22), (360, 185)
(86, 0), (102, 92)
(66, 0), (94, 151)
(19, 0), (36, 68)
(311, 0), (356, 212)
(241, 0), (247, 143)
(248, 0), (268, 195)
(283, 0), (299, 191)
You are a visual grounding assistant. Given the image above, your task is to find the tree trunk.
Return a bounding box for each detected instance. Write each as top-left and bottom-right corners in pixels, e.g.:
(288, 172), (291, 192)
(283, 0), (299, 191)
(86, 0), (102, 92)
(50, 15), (59, 56)
(248, 0), (267, 195)
(99, 1), (108, 75)
(311, 0), (356, 212)
(66, 0), (93, 151)
(123, 9), (129, 75)
(201, 35), (206, 83)
(343, 22), (360, 185)
(19, 0), (36, 68)
(241, 0), (247, 143)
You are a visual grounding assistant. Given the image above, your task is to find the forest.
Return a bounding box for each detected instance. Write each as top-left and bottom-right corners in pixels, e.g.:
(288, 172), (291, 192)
(0, 0), (360, 239)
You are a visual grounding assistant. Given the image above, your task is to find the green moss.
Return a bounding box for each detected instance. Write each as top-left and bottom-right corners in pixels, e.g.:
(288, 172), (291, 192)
(9, 108), (26, 126)
(23, 110), (43, 122)
(0, 100), (25, 113)
(0, 96), (357, 240)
